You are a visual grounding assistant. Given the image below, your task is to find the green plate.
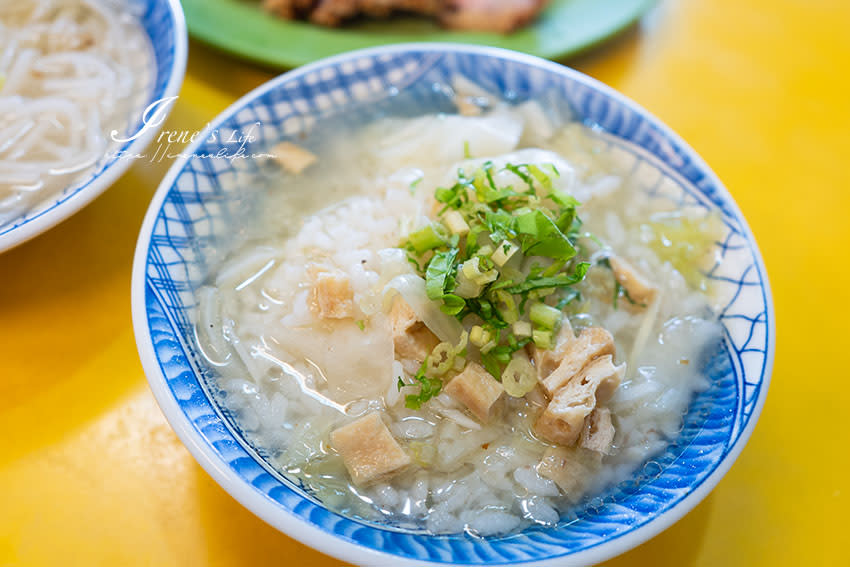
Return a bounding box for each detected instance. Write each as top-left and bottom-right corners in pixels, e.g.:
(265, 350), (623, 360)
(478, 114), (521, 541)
(182, 0), (655, 69)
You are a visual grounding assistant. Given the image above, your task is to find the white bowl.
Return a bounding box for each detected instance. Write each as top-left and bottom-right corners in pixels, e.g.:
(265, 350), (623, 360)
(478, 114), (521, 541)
(132, 44), (774, 566)
(0, 0), (188, 253)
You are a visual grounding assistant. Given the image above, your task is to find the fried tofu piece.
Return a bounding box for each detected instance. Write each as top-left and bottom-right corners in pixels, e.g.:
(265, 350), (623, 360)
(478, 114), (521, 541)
(524, 383), (549, 409)
(390, 295), (418, 333)
(579, 407), (615, 455)
(534, 355), (623, 446)
(312, 271), (354, 319)
(270, 141), (317, 174)
(456, 96), (483, 116)
(330, 413), (411, 486)
(537, 446), (601, 497)
(444, 362), (504, 422)
(609, 255), (657, 306)
(529, 319), (576, 379)
(390, 296), (439, 363)
(540, 327), (615, 397)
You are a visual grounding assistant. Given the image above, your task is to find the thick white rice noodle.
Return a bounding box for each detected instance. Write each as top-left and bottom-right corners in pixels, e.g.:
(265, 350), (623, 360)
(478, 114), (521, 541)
(0, 0), (153, 226)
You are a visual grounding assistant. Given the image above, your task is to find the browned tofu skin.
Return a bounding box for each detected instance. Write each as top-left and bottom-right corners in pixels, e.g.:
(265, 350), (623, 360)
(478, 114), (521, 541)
(444, 362), (504, 422)
(529, 319), (575, 379)
(312, 271), (354, 319)
(524, 383), (549, 409)
(537, 446), (601, 497)
(270, 141), (317, 174)
(390, 295), (418, 333)
(534, 355), (623, 446)
(330, 413), (411, 486)
(390, 296), (439, 362)
(456, 96), (482, 116)
(540, 327), (615, 397)
(579, 407), (615, 455)
(609, 255), (657, 306)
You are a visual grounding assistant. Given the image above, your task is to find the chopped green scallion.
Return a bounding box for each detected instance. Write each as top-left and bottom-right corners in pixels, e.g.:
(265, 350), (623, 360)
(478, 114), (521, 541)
(530, 302), (562, 330)
(532, 329), (553, 349)
(408, 224), (445, 254)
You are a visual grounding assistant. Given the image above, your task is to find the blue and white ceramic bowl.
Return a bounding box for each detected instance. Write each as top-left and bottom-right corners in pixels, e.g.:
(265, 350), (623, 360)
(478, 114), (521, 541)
(132, 44), (774, 566)
(0, 0), (187, 253)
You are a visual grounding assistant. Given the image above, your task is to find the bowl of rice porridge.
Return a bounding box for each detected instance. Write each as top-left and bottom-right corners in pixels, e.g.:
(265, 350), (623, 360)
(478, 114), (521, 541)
(0, 0), (187, 252)
(132, 44), (774, 565)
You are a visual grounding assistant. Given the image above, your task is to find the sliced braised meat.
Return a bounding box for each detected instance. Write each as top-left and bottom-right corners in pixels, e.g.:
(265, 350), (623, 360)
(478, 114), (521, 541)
(263, 0), (318, 19)
(309, 0), (359, 26)
(264, 0), (547, 33)
(439, 0), (549, 33)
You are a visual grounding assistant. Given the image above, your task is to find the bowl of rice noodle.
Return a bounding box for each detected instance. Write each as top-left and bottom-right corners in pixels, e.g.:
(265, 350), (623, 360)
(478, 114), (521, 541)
(0, 0), (186, 252)
(132, 44), (774, 566)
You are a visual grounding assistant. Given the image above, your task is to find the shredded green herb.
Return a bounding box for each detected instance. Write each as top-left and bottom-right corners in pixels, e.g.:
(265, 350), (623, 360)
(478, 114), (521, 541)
(401, 160), (592, 378)
(399, 358), (443, 409)
(425, 249), (458, 299)
(599, 257), (647, 310)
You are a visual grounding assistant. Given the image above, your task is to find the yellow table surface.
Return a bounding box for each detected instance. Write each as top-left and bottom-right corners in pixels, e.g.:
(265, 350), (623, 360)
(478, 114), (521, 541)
(2, 0), (849, 564)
